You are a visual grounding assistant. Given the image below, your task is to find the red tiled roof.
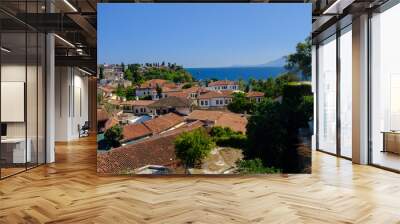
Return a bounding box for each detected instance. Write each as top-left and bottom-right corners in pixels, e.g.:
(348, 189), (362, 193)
(97, 121), (204, 174)
(120, 100), (155, 106)
(138, 79), (168, 89)
(186, 110), (224, 122)
(99, 86), (115, 93)
(187, 110), (247, 133)
(246, 91), (265, 98)
(121, 123), (152, 142)
(197, 90), (234, 99)
(216, 113), (248, 133)
(162, 82), (178, 89)
(148, 96), (192, 108)
(143, 113), (185, 134)
(208, 80), (237, 87)
(166, 91), (189, 99)
(105, 118), (119, 130)
(97, 108), (109, 122)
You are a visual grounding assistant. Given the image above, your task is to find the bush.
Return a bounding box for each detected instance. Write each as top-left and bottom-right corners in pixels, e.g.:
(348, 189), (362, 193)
(139, 95), (152, 100)
(210, 126), (237, 138)
(104, 125), (123, 149)
(210, 126), (247, 148)
(214, 135), (247, 149)
(174, 128), (215, 171)
(227, 92), (254, 114)
(236, 159), (281, 174)
(182, 83), (193, 89)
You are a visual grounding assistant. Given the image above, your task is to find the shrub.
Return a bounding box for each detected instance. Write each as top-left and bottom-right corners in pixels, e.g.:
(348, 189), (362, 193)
(236, 159), (281, 174)
(214, 135), (247, 149)
(227, 92), (255, 114)
(182, 83), (193, 89)
(174, 128), (215, 171)
(210, 126), (247, 148)
(104, 125), (123, 149)
(139, 95), (152, 100)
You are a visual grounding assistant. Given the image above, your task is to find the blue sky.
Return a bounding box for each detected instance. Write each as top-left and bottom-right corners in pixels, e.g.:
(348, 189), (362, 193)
(98, 3), (311, 68)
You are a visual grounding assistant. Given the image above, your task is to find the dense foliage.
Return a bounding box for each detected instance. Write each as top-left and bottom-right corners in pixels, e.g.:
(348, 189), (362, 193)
(236, 159), (281, 174)
(285, 37), (311, 80)
(210, 126), (247, 149)
(245, 83), (313, 173)
(103, 125), (123, 149)
(174, 129), (215, 172)
(182, 83), (193, 89)
(227, 92), (255, 114)
(249, 73), (299, 98)
(99, 65), (104, 80)
(123, 63), (194, 85)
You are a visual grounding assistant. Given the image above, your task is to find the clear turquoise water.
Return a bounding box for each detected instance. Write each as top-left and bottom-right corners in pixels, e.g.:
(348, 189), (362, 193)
(185, 66), (286, 81)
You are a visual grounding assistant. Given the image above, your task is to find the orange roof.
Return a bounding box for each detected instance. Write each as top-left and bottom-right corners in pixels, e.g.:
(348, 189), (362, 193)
(97, 108), (109, 122)
(97, 121), (204, 174)
(215, 113), (248, 133)
(138, 79), (168, 89)
(99, 85), (115, 93)
(167, 91), (189, 99)
(105, 118), (119, 130)
(187, 110), (247, 133)
(208, 80), (237, 87)
(143, 113), (184, 134)
(186, 110), (224, 122)
(197, 90), (234, 99)
(121, 123), (152, 142)
(120, 100), (155, 106)
(246, 91), (265, 97)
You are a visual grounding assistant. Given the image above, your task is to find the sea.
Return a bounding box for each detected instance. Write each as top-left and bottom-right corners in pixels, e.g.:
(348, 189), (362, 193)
(185, 66), (287, 81)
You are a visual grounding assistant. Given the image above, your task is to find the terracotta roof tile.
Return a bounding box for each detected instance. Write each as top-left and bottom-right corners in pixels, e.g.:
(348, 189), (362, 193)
(121, 123), (152, 142)
(246, 91), (265, 98)
(197, 90), (234, 99)
(187, 110), (247, 133)
(138, 79), (168, 89)
(97, 121), (204, 174)
(120, 100), (155, 106)
(143, 113), (185, 134)
(148, 96), (192, 108)
(105, 118), (119, 130)
(97, 108), (109, 122)
(208, 80), (237, 87)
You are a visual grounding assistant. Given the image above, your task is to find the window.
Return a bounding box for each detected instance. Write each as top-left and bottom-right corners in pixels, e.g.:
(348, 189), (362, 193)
(370, 4), (400, 171)
(216, 100), (219, 105)
(225, 99), (228, 104)
(317, 34), (337, 154)
(340, 26), (352, 158)
(201, 100), (204, 106)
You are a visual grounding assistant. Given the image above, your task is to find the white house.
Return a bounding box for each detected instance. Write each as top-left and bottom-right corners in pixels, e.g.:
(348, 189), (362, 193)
(206, 80), (239, 91)
(197, 90), (234, 108)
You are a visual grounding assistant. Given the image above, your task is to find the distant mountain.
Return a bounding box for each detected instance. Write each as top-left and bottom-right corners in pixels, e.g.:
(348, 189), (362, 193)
(230, 56), (286, 68)
(259, 57), (286, 67)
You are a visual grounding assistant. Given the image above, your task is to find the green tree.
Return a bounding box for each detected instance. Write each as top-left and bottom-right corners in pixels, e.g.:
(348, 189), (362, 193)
(174, 129), (215, 173)
(182, 83), (193, 89)
(227, 92), (254, 114)
(115, 85), (126, 99)
(124, 69), (133, 81)
(245, 83), (313, 173)
(125, 86), (136, 100)
(156, 84), (163, 99)
(99, 65), (104, 80)
(285, 37), (311, 80)
(104, 125), (123, 149)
